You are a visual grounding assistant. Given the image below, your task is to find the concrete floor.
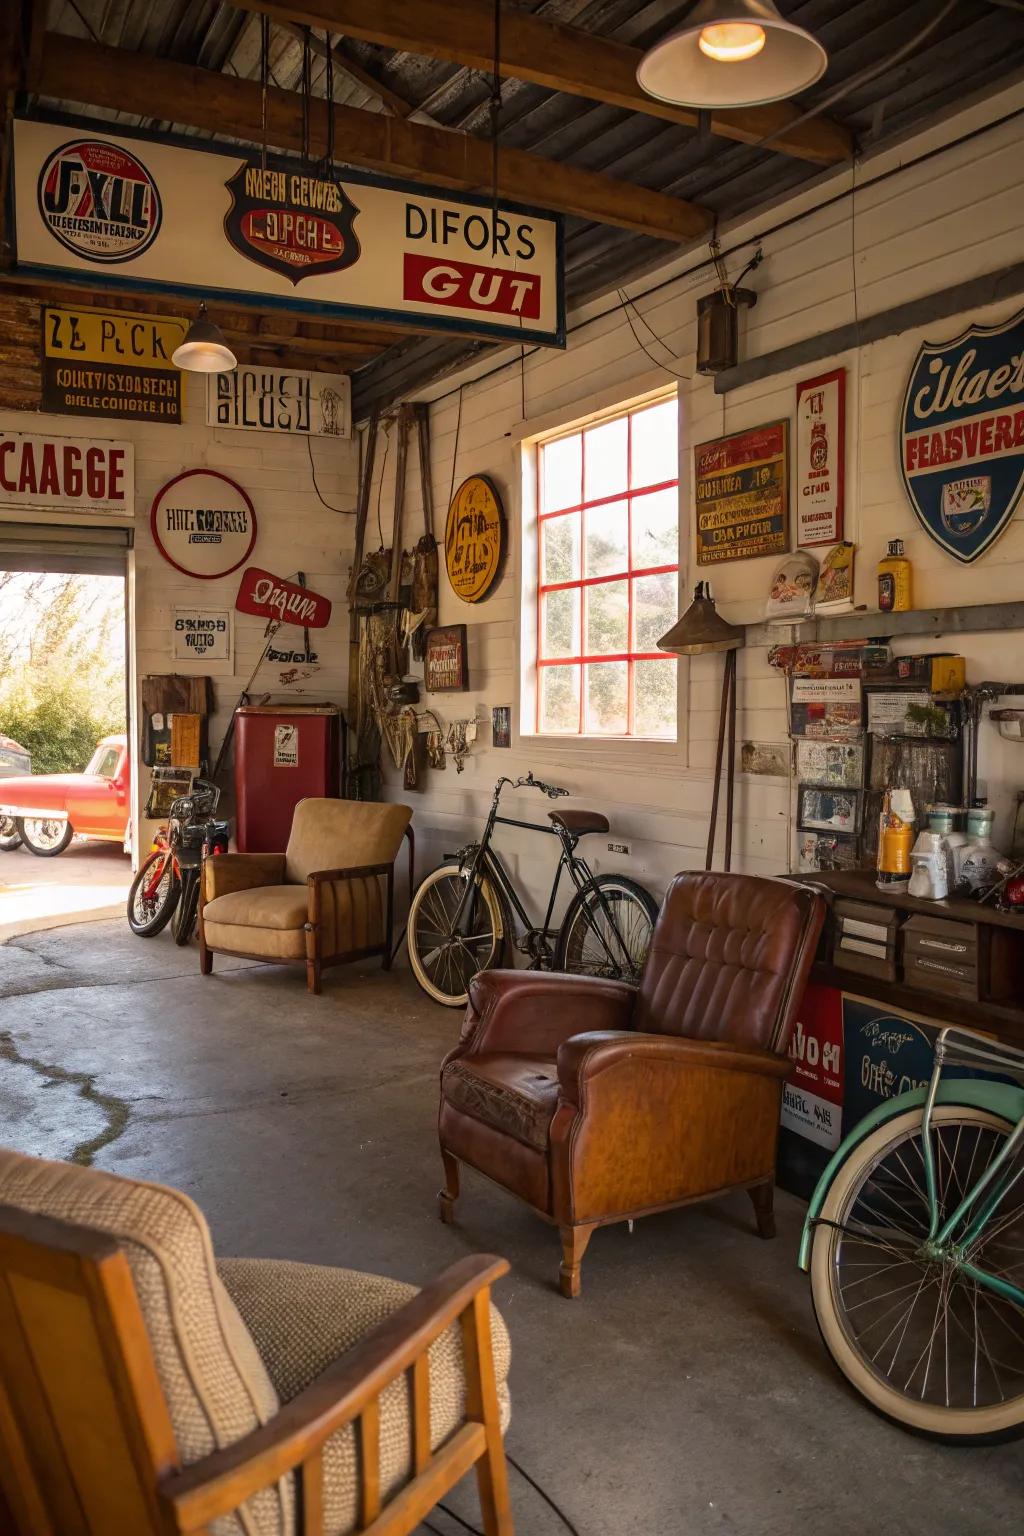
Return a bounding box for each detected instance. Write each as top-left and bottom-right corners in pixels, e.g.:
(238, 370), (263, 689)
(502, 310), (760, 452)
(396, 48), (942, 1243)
(0, 840), (131, 937)
(1, 920), (1021, 1536)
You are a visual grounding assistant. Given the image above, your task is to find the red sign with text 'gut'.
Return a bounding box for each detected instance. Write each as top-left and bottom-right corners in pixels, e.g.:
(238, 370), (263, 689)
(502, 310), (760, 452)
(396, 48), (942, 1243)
(403, 254), (541, 320)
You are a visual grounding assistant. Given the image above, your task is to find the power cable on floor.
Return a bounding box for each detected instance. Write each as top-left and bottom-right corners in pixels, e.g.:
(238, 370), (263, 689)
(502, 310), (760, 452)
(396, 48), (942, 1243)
(422, 1449), (583, 1536)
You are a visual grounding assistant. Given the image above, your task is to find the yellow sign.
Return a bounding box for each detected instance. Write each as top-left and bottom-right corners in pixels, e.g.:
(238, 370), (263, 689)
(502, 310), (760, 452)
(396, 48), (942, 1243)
(445, 475), (506, 603)
(42, 304), (187, 422)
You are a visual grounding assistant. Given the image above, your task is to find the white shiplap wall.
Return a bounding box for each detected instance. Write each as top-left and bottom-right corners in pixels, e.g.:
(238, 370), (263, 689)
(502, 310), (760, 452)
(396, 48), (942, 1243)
(376, 77), (1024, 913)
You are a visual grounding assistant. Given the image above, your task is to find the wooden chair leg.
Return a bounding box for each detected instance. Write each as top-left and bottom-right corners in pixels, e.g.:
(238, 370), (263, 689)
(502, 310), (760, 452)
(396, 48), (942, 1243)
(438, 1150), (460, 1224)
(306, 958), (322, 995)
(558, 1223), (596, 1299)
(461, 1289), (514, 1535)
(749, 1180), (776, 1239)
(199, 929), (213, 975)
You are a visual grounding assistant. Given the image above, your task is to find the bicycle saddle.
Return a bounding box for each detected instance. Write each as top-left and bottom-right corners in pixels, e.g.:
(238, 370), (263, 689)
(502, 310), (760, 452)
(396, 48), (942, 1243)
(548, 809), (610, 836)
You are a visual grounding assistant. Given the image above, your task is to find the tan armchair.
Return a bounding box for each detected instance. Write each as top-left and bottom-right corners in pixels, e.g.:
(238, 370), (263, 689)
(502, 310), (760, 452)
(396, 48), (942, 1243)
(437, 871), (825, 1297)
(0, 1148), (512, 1536)
(200, 799), (414, 994)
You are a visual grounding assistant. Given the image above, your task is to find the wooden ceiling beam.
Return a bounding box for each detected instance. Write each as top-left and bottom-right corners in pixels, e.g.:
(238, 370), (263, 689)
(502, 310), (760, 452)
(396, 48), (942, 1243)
(232, 0), (852, 165)
(36, 33), (712, 242)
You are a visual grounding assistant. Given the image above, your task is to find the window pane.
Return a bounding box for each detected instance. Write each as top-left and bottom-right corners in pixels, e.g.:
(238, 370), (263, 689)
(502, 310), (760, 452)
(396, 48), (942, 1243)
(540, 664), (580, 733)
(541, 433), (581, 513)
(633, 571), (678, 653)
(586, 580), (628, 655)
(630, 399), (678, 489)
(585, 498), (628, 577)
(584, 416), (628, 500)
(634, 658), (677, 738)
(631, 487), (678, 570)
(585, 661), (628, 734)
(542, 588), (580, 659)
(542, 512), (580, 584)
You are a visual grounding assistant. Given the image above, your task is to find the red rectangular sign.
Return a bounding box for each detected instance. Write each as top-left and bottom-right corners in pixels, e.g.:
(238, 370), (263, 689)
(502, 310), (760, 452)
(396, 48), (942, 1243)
(235, 568), (332, 629)
(403, 253), (542, 320)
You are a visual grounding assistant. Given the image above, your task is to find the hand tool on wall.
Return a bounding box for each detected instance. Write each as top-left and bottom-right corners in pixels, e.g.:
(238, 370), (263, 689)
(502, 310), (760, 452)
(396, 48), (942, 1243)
(410, 402), (438, 660)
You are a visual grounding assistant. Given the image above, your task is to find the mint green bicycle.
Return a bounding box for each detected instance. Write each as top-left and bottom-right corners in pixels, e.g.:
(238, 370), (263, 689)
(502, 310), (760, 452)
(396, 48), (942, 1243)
(800, 1026), (1024, 1441)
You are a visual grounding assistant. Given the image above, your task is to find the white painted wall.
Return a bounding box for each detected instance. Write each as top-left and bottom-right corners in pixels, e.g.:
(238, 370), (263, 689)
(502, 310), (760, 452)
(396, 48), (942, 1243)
(376, 76), (1024, 916)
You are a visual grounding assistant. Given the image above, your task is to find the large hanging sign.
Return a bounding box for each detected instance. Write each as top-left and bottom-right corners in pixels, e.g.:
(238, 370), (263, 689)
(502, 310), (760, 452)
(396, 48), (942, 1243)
(13, 119), (565, 348)
(694, 420), (789, 565)
(151, 470), (257, 579)
(235, 568), (332, 628)
(42, 303), (186, 423)
(445, 475), (506, 603)
(208, 366), (351, 438)
(901, 308), (1024, 564)
(796, 368), (844, 546)
(0, 430), (133, 516)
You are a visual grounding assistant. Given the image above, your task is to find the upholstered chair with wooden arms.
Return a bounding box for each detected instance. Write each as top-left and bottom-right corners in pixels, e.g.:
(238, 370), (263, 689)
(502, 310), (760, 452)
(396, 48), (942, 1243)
(437, 871), (825, 1298)
(200, 799), (414, 994)
(0, 1148), (513, 1536)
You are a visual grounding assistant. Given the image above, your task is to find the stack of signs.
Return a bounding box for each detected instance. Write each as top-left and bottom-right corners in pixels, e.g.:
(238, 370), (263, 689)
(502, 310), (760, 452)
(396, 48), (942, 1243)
(789, 644), (867, 873)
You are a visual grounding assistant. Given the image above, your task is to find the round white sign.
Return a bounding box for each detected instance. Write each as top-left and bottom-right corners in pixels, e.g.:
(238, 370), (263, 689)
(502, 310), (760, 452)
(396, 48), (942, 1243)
(150, 470), (257, 579)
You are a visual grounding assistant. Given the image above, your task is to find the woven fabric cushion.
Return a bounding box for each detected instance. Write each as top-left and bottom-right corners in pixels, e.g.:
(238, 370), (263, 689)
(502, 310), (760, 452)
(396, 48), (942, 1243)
(442, 1055), (560, 1151)
(0, 1150), (289, 1536)
(218, 1257), (512, 1536)
(204, 887), (308, 931)
(284, 799), (411, 884)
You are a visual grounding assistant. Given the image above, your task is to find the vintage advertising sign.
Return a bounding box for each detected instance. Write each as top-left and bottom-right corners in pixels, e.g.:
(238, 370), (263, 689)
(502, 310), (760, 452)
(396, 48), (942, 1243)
(42, 303), (185, 422)
(425, 625), (469, 692)
(208, 366), (351, 438)
(151, 470), (256, 579)
(235, 567), (332, 628)
(445, 475), (506, 603)
(796, 368), (844, 546)
(172, 608), (233, 663)
(0, 430), (133, 515)
(841, 998), (937, 1132)
(13, 120), (564, 348)
(781, 984), (843, 1151)
(694, 421), (788, 565)
(901, 308), (1024, 563)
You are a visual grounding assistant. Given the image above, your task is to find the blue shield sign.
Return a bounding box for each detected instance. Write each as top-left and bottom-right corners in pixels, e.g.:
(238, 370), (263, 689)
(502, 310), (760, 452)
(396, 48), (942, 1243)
(900, 308), (1024, 563)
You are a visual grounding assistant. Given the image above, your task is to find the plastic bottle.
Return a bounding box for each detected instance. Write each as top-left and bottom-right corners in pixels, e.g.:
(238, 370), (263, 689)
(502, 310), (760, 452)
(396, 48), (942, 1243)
(877, 787), (915, 890)
(878, 539), (912, 613)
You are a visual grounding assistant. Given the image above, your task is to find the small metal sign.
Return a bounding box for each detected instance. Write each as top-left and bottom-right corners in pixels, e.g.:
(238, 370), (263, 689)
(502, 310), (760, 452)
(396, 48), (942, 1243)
(224, 159), (360, 284)
(425, 625), (469, 692)
(235, 567), (332, 628)
(694, 420), (789, 565)
(150, 470), (257, 580)
(445, 474), (506, 603)
(796, 368), (844, 546)
(901, 308), (1024, 563)
(42, 303), (186, 423)
(172, 608), (233, 663)
(208, 366), (351, 438)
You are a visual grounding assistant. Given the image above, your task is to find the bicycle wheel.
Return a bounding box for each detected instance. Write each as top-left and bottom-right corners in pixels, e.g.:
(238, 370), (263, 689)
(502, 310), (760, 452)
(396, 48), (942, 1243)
(17, 816), (74, 857)
(554, 875), (658, 983)
(810, 1103), (1024, 1442)
(172, 869), (201, 947)
(407, 862), (505, 1007)
(0, 816), (22, 851)
(127, 850), (179, 937)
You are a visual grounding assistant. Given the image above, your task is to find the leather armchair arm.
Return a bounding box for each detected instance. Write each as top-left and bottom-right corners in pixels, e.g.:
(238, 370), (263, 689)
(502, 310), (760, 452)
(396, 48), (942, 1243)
(454, 970), (636, 1059)
(203, 853), (286, 902)
(557, 1031), (791, 1103)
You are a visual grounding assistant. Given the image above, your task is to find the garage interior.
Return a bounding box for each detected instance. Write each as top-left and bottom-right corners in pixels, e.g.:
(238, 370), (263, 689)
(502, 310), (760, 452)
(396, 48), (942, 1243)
(3, 3), (1024, 1534)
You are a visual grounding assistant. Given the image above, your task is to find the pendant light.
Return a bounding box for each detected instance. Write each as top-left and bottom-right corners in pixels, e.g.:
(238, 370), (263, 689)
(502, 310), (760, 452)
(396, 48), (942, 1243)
(637, 0), (828, 110)
(172, 302), (236, 373)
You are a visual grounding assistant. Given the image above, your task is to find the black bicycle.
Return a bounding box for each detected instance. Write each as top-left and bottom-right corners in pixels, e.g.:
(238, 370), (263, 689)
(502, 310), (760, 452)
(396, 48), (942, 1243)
(407, 772), (658, 1006)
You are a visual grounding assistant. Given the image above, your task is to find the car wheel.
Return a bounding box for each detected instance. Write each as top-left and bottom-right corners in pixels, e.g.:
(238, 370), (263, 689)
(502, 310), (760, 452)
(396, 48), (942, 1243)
(0, 816), (22, 851)
(17, 817), (75, 857)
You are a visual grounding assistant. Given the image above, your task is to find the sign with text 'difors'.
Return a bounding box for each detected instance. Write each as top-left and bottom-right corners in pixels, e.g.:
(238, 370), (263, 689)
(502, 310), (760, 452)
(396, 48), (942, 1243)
(13, 119), (564, 347)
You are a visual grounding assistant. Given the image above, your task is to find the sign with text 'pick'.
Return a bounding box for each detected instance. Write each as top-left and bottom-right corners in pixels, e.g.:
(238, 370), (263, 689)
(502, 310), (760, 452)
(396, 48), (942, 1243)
(235, 568), (332, 629)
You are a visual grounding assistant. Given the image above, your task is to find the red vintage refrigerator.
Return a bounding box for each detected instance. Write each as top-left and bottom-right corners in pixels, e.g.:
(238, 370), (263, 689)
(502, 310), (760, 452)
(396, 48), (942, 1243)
(234, 705), (341, 852)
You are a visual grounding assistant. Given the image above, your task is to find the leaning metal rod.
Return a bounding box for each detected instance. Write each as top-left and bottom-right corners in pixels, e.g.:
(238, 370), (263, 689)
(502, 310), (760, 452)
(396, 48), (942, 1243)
(706, 649), (737, 871)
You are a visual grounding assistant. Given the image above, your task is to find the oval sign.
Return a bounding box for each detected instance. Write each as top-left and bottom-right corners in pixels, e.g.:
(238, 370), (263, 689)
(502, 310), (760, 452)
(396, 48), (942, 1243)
(445, 474), (506, 603)
(38, 138), (162, 265)
(150, 470), (257, 580)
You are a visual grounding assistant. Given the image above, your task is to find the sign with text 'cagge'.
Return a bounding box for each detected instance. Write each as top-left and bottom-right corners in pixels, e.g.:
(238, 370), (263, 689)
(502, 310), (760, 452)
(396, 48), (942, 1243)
(0, 430), (133, 516)
(13, 119), (564, 348)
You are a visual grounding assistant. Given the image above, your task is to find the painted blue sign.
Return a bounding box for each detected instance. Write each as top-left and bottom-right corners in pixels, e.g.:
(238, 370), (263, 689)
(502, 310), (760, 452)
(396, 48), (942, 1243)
(900, 308), (1024, 563)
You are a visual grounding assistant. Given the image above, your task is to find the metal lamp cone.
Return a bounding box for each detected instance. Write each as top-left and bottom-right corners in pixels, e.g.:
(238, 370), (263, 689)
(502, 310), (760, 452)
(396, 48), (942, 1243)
(657, 582), (744, 655)
(172, 302), (237, 373)
(636, 0), (828, 109)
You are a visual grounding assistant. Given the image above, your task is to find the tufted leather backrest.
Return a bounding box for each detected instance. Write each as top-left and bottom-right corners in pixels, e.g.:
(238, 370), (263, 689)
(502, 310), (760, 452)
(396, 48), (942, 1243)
(633, 871), (825, 1054)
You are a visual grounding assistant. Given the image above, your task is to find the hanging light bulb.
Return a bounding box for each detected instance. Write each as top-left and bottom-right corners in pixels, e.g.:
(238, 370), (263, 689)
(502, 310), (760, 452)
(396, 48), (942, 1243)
(172, 302), (236, 373)
(637, 0), (827, 110)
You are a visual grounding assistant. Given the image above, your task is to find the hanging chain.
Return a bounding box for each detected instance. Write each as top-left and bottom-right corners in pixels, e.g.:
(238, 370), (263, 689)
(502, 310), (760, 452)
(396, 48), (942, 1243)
(490, 0), (502, 256)
(323, 32), (336, 174)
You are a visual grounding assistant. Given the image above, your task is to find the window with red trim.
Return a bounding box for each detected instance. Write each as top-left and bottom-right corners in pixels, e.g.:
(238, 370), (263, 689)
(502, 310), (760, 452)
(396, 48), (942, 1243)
(535, 396), (679, 738)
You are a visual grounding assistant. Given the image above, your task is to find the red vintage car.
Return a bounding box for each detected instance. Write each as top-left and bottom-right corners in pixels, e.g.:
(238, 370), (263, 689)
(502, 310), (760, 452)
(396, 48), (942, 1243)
(0, 734), (131, 856)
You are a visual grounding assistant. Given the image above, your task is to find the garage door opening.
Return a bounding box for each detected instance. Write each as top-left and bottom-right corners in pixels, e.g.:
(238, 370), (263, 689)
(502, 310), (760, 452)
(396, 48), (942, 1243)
(0, 526), (133, 939)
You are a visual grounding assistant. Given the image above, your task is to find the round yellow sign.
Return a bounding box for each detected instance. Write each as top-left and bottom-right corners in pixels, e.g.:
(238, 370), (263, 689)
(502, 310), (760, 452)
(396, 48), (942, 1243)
(445, 475), (506, 604)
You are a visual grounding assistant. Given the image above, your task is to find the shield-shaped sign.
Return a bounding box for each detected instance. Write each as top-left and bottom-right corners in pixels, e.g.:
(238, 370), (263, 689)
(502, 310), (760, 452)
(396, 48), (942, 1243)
(901, 308), (1024, 563)
(224, 158), (360, 285)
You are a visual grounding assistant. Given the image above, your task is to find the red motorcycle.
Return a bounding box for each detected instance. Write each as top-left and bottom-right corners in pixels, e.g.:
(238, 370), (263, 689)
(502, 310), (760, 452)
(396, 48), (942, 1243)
(126, 780), (229, 945)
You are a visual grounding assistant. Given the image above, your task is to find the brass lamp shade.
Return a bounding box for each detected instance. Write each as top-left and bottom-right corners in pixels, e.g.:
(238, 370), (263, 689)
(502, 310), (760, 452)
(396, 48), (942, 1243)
(657, 582), (744, 655)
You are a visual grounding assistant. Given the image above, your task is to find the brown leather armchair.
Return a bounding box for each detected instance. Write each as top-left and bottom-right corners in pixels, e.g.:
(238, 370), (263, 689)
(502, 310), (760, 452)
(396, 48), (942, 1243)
(437, 871), (825, 1297)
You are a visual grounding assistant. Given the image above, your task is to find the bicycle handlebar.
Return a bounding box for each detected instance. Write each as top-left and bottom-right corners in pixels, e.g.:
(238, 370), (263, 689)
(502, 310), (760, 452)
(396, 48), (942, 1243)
(509, 771), (569, 799)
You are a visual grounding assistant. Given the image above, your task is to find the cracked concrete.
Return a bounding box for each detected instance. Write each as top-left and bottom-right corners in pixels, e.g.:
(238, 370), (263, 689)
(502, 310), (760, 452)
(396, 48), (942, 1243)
(1, 918), (1022, 1535)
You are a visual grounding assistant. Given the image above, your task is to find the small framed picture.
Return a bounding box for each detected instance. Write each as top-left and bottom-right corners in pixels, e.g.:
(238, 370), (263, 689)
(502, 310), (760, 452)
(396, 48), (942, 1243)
(492, 705), (511, 748)
(424, 625), (469, 693)
(797, 785), (860, 835)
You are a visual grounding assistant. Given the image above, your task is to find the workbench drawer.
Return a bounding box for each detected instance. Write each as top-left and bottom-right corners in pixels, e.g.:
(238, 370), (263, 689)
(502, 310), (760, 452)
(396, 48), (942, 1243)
(832, 898), (901, 981)
(904, 949), (979, 1001)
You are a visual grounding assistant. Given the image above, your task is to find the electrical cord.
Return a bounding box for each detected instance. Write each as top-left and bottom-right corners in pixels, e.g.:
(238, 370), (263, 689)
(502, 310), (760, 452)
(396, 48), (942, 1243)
(420, 1447), (583, 1536)
(306, 432), (353, 514)
(617, 288), (691, 380)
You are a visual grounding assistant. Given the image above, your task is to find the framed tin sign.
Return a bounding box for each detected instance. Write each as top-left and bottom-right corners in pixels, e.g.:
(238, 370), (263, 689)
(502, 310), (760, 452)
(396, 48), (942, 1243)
(150, 470), (256, 579)
(901, 307), (1024, 563)
(694, 420), (788, 565)
(425, 625), (469, 692)
(445, 475), (506, 603)
(796, 368), (845, 546)
(42, 303), (186, 423)
(208, 366), (351, 438)
(172, 607), (233, 663)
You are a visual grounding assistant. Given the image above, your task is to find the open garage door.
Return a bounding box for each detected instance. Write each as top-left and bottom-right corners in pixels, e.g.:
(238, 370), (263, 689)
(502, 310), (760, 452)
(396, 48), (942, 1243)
(0, 521), (132, 575)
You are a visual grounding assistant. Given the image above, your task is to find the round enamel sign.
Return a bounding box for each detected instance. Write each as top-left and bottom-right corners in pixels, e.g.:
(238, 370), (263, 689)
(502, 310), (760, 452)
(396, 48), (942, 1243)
(150, 470), (257, 580)
(38, 138), (162, 264)
(445, 475), (506, 603)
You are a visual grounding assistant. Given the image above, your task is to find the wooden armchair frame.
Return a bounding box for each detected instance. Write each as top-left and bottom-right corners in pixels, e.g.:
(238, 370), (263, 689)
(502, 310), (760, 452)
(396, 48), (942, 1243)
(0, 1204), (512, 1535)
